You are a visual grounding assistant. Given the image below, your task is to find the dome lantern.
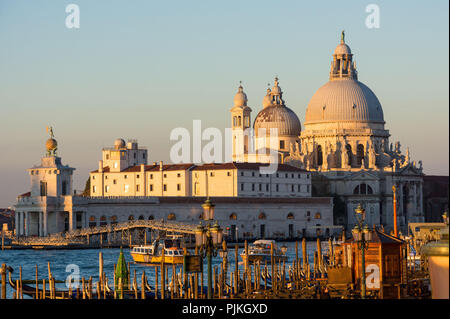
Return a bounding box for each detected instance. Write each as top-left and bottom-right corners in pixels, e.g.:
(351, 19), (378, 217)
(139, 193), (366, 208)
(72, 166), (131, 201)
(330, 31), (357, 81)
(233, 82), (248, 107)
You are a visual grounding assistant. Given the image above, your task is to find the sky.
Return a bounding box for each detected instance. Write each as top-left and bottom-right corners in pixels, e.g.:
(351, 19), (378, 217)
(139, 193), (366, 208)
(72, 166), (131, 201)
(0, 0), (448, 208)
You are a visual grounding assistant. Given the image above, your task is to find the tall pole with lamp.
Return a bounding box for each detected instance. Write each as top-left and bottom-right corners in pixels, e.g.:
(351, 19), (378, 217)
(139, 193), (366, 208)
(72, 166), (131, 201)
(352, 203), (373, 299)
(195, 199), (224, 299)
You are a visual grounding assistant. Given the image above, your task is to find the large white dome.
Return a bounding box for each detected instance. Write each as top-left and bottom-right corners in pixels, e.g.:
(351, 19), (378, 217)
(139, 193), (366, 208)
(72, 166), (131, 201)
(305, 78), (384, 124)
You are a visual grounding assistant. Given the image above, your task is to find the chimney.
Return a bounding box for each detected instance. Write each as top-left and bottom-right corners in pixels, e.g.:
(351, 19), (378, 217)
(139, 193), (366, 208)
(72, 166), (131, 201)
(159, 161), (163, 171)
(99, 160), (103, 173)
(140, 163), (145, 173)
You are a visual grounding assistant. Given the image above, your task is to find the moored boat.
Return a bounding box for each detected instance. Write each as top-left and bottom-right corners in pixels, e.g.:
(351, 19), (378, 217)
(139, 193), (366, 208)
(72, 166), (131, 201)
(240, 239), (287, 264)
(130, 239), (185, 264)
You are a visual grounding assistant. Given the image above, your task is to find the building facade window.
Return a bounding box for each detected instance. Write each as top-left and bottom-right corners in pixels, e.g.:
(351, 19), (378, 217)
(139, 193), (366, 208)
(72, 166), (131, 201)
(88, 216), (97, 228)
(353, 183), (373, 195)
(40, 181), (47, 196)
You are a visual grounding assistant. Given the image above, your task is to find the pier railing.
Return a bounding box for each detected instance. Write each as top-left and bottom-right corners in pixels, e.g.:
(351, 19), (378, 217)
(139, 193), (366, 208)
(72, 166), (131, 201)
(13, 219), (199, 246)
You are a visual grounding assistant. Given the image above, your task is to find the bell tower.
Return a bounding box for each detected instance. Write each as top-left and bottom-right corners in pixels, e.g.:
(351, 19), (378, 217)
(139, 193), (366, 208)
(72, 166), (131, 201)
(230, 83), (252, 162)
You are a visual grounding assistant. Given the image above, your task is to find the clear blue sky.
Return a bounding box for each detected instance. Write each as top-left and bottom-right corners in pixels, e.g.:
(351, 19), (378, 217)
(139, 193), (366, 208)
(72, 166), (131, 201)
(0, 0), (448, 207)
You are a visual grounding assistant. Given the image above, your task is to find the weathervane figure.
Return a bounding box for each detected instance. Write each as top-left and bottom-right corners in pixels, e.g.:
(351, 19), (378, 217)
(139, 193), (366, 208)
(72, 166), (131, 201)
(341, 30), (345, 43)
(47, 126), (55, 138)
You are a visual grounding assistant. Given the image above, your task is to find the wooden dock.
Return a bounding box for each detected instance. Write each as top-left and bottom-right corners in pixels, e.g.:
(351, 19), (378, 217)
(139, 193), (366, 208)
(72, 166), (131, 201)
(0, 236), (432, 300)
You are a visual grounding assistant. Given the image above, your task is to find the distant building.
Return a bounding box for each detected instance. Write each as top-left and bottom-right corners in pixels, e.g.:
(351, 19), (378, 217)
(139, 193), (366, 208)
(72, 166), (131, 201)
(0, 208), (15, 233)
(423, 175), (449, 222)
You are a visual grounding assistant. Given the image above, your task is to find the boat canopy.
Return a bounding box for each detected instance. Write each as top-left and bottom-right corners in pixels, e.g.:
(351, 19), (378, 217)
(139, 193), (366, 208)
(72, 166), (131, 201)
(253, 240), (277, 246)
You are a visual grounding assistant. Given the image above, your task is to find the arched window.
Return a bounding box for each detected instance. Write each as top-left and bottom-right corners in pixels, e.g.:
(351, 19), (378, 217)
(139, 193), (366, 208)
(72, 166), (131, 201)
(314, 212), (322, 219)
(317, 145), (323, 166)
(357, 144), (364, 166)
(148, 215), (154, 220)
(167, 213), (176, 220)
(89, 216), (96, 228)
(233, 116), (237, 127)
(229, 213), (237, 220)
(100, 215), (107, 226)
(238, 116), (242, 126)
(138, 215), (144, 220)
(258, 212), (266, 220)
(128, 215), (135, 221)
(110, 215), (118, 225)
(287, 212), (295, 220)
(353, 183), (373, 195)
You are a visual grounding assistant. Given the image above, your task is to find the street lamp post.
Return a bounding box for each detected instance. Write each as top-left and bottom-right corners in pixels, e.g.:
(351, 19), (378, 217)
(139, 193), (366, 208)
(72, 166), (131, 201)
(195, 199), (224, 299)
(352, 204), (373, 299)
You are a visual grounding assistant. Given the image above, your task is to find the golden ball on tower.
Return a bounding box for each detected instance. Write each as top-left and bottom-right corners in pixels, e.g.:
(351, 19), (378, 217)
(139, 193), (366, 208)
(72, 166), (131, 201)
(46, 138), (57, 151)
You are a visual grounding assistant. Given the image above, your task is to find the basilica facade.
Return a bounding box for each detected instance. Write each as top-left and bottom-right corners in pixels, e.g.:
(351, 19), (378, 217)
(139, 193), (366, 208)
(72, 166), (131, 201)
(230, 32), (425, 234)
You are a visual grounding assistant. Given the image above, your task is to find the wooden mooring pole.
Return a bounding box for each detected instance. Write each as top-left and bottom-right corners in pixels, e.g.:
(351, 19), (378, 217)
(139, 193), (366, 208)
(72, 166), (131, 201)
(1, 263), (6, 299)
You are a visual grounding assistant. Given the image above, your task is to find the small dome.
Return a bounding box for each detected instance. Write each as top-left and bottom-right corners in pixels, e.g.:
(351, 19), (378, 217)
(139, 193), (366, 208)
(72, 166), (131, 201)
(305, 78), (384, 124)
(334, 43), (351, 55)
(271, 77), (282, 95)
(233, 85), (248, 107)
(262, 88), (272, 108)
(254, 105), (301, 137)
(46, 138), (57, 151)
(114, 138), (126, 149)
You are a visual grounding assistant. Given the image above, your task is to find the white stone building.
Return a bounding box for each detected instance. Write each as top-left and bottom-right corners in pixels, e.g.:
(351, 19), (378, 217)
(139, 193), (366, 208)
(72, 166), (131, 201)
(14, 136), (336, 240)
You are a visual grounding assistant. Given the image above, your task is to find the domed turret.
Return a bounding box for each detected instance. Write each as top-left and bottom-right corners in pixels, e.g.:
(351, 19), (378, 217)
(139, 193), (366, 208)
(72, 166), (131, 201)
(233, 83), (248, 107)
(114, 138), (126, 149)
(254, 77), (301, 137)
(334, 30), (352, 55)
(262, 88), (272, 108)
